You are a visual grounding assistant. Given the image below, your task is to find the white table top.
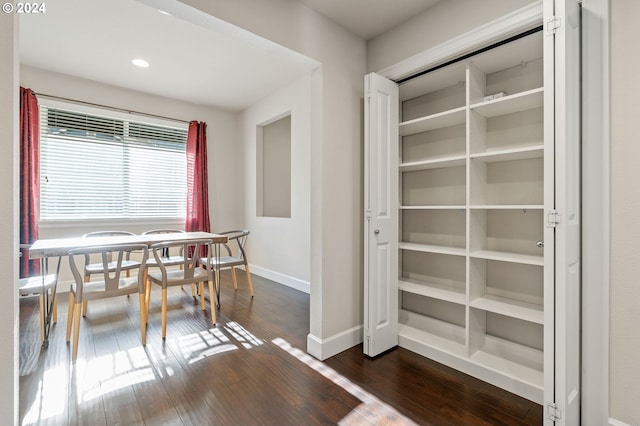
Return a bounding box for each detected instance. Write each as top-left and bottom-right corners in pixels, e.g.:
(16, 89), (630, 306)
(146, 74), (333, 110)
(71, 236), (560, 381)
(29, 232), (227, 259)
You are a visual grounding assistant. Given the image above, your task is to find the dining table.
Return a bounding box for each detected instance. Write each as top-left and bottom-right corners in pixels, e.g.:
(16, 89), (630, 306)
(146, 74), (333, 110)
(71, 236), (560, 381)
(28, 231), (228, 347)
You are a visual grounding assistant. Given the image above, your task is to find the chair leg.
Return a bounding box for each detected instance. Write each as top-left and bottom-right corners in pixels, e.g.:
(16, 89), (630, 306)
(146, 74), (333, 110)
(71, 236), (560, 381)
(200, 282), (205, 310)
(71, 304), (82, 362)
(161, 288), (167, 339)
(139, 293), (147, 346)
(38, 294), (45, 343)
(245, 265), (255, 297)
(52, 291), (58, 324)
(83, 275), (90, 316)
(231, 267), (238, 290)
(66, 292), (75, 342)
(145, 280), (152, 323)
(208, 279), (217, 325)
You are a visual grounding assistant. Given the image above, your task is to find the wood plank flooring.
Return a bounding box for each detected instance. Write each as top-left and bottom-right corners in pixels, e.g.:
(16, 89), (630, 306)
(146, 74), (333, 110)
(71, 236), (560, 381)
(19, 271), (542, 425)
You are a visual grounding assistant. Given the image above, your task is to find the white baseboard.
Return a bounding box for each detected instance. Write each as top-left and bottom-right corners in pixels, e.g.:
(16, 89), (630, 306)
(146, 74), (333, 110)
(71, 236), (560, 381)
(306, 325), (363, 361)
(248, 264), (310, 294)
(609, 418), (634, 426)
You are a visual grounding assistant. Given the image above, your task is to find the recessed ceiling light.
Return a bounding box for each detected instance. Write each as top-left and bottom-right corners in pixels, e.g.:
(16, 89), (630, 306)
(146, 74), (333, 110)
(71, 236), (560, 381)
(158, 10), (171, 16)
(132, 59), (150, 68)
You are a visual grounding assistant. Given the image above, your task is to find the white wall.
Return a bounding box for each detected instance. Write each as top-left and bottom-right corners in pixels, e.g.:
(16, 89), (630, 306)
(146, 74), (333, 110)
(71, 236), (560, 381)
(0, 12), (19, 426)
(610, 0), (640, 424)
(176, 0), (367, 359)
(366, 0), (537, 73)
(20, 65), (239, 286)
(239, 74), (311, 292)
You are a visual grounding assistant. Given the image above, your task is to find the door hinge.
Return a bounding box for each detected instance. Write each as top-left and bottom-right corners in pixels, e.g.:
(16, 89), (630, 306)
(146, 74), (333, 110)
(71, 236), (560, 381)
(546, 402), (561, 421)
(546, 210), (560, 228)
(365, 209), (372, 221)
(546, 16), (561, 36)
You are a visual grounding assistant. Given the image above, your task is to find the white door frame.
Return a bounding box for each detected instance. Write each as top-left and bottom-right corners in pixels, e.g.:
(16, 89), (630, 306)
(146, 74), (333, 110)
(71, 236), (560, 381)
(580, 0), (610, 424)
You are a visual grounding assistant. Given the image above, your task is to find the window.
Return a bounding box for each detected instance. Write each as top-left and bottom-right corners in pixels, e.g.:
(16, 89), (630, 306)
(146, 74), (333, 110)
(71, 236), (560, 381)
(39, 103), (188, 221)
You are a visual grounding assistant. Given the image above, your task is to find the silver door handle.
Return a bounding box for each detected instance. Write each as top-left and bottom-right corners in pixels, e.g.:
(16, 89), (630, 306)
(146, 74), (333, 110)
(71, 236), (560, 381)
(374, 229), (380, 235)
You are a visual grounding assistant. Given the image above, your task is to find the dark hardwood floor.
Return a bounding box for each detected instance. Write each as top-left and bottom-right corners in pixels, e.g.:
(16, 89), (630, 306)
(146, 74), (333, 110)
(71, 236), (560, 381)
(19, 272), (542, 425)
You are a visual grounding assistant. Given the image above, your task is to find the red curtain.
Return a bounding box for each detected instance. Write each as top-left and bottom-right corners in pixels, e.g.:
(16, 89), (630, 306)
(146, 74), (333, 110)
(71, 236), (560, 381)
(19, 87), (40, 277)
(185, 121), (211, 233)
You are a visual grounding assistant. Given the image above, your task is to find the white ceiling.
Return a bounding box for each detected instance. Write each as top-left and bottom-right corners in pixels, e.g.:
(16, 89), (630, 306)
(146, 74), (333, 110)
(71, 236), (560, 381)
(19, 0), (440, 111)
(299, 0), (440, 40)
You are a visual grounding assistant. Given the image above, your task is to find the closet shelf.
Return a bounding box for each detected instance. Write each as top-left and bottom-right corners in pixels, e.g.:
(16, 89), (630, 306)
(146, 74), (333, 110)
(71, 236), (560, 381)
(470, 335), (544, 389)
(400, 155), (466, 171)
(399, 312), (466, 357)
(470, 249), (543, 266)
(471, 87), (543, 118)
(469, 205), (544, 210)
(470, 145), (544, 163)
(399, 278), (466, 305)
(399, 106), (466, 136)
(401, 205), (467, 210)
(470, 295), (543, 324)
(400, 242), (466, 257)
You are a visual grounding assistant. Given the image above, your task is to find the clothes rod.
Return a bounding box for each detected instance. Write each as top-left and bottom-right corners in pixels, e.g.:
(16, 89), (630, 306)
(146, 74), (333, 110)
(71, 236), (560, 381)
(396, 25), (544, 85)
(34, 93), (191, 125)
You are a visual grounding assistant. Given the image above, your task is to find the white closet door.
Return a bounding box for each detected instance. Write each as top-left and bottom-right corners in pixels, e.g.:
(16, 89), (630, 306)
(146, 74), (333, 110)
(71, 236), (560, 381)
(363, 72), (399, 357)
(544, 0), (581, 424)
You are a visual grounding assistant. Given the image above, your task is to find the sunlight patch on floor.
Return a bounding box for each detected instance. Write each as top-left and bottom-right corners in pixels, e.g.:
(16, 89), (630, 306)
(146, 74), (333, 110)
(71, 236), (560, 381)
(168, 320), (264, 364)
(74, 348), (156, 403)
(272, 338), (418, 426)
(22, 367), (66, 425)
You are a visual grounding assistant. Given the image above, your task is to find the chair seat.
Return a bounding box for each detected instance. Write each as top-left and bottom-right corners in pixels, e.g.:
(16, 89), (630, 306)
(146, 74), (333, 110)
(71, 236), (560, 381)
(146, 255), (185, 267)
(200, 256), (244, 268)
(148, 267), (209, 287)
(72, 276), (140, 300)
(19, 274), (57, 295)
(85, 259), (141, 273)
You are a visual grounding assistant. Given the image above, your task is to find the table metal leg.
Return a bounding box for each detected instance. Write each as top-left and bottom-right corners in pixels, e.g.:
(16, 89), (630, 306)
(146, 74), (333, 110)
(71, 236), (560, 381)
(41, 256), (61, 348)
(215, 242), (221, 309)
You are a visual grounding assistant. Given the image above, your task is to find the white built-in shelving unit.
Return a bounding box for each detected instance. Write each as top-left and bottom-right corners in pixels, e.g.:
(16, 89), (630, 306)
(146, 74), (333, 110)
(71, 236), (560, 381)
(397, 30), (547, 402)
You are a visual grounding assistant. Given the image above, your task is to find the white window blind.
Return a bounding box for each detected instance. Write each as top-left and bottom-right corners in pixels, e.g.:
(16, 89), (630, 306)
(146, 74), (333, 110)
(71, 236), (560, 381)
(39, 105), (188, 221)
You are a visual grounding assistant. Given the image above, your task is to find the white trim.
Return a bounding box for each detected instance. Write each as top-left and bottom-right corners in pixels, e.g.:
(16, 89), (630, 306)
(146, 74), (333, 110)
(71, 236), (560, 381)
(581, 0), (610, 424)
(306, 325), (363, 361)
(377, 1), (543, 81)
(248, 264), (310, 294)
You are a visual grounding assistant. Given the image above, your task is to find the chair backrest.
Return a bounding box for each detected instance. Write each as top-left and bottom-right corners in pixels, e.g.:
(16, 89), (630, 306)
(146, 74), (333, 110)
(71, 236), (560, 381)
(142, 229), (185, 235)
(143, 230), (185, 257)
(219, 230), (250, 262)
(150, 239), (214, 282)
(82, 231), (136, 263)
(68, 244), (148, 301)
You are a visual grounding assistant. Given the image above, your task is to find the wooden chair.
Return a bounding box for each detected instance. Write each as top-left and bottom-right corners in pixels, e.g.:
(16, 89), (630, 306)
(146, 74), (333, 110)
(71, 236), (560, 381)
(146, 239), (216, 339)
(81, 231), (141, 316)
(67, 243), (148, 362)
(19, 244), (61, 346)
(142, 229), (192, 295)
(199, 230), (254, 308)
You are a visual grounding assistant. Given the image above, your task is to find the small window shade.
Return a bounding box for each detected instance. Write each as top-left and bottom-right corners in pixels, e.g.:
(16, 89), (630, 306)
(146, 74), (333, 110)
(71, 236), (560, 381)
(39, 105), (187, 220)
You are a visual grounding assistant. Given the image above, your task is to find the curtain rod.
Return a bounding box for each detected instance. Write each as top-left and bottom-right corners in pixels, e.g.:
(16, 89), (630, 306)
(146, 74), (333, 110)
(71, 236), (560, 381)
(34, 92), (191, 125)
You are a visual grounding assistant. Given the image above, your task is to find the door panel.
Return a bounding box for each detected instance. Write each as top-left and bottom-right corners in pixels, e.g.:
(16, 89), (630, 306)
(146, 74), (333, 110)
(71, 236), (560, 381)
(364, 72), (399, 357)
(545, 0), (582, 424)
